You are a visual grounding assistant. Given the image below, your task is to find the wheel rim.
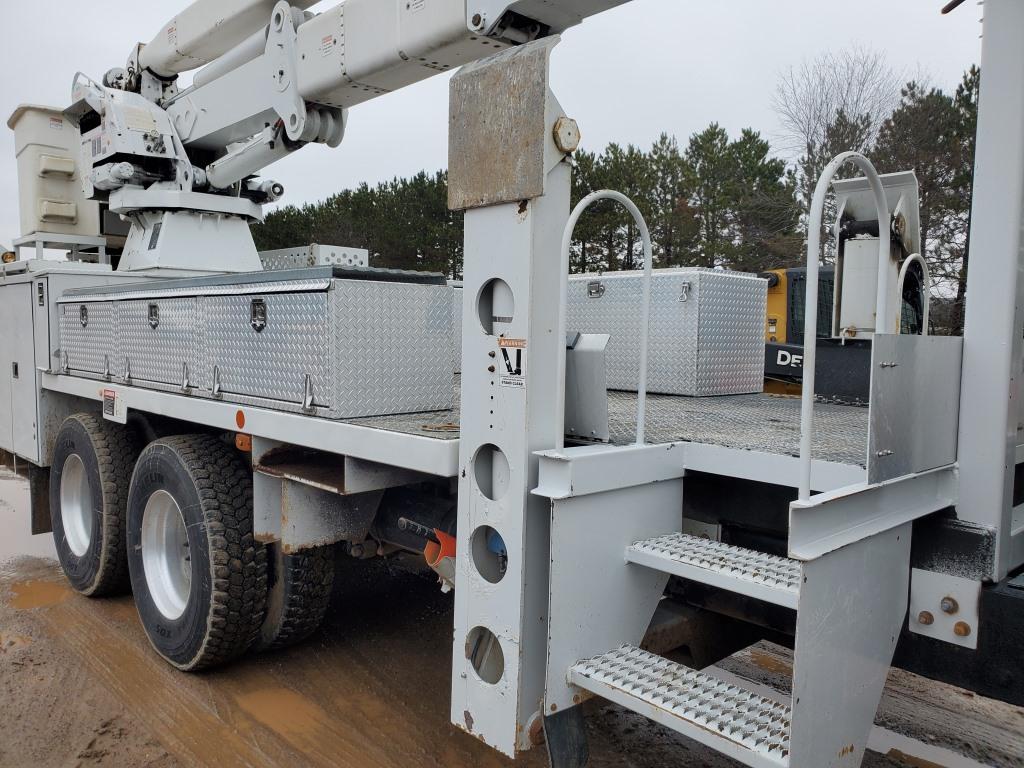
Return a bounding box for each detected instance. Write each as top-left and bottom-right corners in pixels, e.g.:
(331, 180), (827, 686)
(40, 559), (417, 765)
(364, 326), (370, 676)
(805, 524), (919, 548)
(141, 490), (192, 620)
(60, 454), (93, 557)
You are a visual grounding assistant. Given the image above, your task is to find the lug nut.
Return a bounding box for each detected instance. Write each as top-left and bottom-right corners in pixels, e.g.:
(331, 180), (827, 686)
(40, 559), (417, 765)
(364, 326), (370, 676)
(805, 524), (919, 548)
(940, 596), (959, 615)
(954, 621), (971, 637)
(917, 611), (934, 626)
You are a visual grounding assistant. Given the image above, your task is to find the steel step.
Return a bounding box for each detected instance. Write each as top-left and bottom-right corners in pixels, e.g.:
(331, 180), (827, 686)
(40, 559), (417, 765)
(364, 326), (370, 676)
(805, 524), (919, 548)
(626, 533), (802, 609)
(569, 645), (791, 768)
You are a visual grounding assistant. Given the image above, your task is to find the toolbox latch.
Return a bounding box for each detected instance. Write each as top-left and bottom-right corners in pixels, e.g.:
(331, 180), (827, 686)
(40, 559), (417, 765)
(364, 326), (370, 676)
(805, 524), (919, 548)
(250, 298), (267, 332)
(587, 281), (605, 299)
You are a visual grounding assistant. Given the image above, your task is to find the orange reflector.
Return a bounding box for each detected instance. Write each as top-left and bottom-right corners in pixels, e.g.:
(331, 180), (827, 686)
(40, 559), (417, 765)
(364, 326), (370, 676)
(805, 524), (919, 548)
(235, 433), (252, 452)
(235, 410), (246, 429)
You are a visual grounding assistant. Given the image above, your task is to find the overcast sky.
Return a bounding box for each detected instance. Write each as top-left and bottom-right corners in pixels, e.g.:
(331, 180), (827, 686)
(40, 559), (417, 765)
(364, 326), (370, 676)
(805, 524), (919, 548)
(0, 0), (982, 249)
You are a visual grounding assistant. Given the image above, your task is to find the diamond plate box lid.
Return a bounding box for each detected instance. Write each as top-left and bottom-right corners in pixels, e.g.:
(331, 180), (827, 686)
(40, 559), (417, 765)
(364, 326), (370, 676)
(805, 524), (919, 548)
(58, 271), (456, 419)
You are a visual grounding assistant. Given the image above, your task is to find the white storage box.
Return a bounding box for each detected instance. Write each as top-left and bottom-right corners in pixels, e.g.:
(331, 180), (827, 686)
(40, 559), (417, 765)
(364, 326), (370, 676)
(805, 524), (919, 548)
(8, 104), (100, 238)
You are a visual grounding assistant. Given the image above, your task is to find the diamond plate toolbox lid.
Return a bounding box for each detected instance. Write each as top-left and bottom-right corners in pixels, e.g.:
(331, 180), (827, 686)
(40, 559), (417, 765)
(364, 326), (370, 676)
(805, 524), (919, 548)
(58, 267), (455, 418)
(567, 268), (767, 397)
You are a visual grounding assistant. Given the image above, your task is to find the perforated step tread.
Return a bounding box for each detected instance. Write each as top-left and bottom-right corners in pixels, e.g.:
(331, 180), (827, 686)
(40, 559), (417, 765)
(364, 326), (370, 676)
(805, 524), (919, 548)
(627, 533), (802, 608)
(570, 645), (790, 768)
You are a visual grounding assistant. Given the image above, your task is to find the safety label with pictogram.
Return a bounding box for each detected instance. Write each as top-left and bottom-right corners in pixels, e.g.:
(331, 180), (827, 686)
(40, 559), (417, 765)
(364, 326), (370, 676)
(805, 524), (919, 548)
(498, 338), (526, 389)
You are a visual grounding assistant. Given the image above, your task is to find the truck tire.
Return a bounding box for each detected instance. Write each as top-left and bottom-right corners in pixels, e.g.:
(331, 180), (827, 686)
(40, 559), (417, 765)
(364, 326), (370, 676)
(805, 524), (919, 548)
(126, 435), (266, 671)
(255, 543), (335, 652)
(49, 414), (142, 596)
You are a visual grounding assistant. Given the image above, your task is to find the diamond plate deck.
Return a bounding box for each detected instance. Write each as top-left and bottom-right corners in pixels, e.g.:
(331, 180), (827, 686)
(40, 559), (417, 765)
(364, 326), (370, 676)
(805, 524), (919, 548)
(569, 645), (791, 768)
(345, 378), (869, 468)
(608, 389), (869, 467)
(627, 533), (802, 608)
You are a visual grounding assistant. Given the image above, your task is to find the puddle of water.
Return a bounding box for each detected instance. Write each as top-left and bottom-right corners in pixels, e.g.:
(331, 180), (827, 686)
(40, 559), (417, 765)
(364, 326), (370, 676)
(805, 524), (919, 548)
(10, 579), (69, 609)
(236, 687), (331, 742)
(0, 468), (57, 562)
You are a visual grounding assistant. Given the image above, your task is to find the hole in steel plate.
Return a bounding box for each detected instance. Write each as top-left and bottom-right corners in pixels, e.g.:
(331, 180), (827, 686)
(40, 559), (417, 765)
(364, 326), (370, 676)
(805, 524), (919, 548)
(471, 525), (507, 583)
(476, 278), (514, 336)
(472, 443), (509, 501)
(465, 626), (504, 684)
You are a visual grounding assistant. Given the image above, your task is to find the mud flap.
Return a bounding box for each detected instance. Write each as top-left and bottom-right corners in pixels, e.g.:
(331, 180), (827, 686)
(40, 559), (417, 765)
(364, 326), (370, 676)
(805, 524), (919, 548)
(543, 706), (589, 768)
(29, 464), (52, 535)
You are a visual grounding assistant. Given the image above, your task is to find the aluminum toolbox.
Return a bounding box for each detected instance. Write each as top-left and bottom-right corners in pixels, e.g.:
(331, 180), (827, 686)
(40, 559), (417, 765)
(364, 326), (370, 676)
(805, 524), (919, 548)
(60, 300), (117, 377)
(58, 267), (455, 418)
(567, 268), (767, 396)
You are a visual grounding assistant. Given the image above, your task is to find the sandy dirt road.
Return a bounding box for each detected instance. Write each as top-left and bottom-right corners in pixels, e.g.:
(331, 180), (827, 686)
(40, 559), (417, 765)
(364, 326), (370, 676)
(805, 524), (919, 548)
(1, 467), (1021, 768)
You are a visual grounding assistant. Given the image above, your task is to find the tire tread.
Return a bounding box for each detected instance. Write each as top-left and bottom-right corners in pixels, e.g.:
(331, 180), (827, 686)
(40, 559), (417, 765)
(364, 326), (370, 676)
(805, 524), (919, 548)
(64, 413), (142, 597)
(257, 544), (335, 652)
(151, 435), (266, 671)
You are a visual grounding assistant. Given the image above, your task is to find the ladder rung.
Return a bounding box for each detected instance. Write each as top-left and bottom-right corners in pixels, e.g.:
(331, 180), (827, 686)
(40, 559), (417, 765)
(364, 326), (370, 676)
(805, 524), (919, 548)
(570, 645), (790, 768)
(626, 533), (802, 609)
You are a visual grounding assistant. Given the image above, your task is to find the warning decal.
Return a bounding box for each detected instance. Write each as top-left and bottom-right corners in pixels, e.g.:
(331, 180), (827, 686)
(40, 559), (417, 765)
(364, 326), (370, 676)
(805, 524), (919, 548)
(102, 389), (127, 424)
(498, 339), (526, 389)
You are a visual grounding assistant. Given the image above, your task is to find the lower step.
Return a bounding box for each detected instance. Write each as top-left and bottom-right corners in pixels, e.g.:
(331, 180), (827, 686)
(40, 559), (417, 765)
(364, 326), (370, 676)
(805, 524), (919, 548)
(569, 645), (791, 768)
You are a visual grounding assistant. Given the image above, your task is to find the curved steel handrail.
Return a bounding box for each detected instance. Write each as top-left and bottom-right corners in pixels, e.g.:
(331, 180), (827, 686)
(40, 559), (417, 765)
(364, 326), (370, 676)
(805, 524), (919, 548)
(558, 190), (653, 447)
(800, 152), (891, 500)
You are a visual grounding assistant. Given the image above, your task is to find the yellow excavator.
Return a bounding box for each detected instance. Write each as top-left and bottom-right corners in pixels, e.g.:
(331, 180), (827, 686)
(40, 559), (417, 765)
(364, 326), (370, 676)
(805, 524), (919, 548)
(759, 173), (930, 405)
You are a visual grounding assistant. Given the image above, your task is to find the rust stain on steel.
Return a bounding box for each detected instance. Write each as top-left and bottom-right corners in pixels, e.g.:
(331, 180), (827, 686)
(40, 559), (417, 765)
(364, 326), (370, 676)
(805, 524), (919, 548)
(255, 445), (347, 495)
(528, 716), (545, 746)
(463, 709), (474, 732)
(749, 649), (793, 676)
(447, 37), (560, 211)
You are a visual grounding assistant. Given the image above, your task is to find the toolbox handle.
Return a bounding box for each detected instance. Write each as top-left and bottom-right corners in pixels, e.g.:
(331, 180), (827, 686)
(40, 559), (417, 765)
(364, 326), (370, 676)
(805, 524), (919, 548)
(558, 190), (653, 447)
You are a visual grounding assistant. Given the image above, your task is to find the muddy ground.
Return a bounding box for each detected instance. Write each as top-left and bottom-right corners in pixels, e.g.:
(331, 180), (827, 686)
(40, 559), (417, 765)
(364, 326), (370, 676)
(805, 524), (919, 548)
(1, 467), (1020, 768)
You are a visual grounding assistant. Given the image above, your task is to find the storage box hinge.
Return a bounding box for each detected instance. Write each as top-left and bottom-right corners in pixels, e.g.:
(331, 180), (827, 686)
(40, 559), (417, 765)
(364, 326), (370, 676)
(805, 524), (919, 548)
(212, 365), (223, 398)
(302, 373), (315, 412)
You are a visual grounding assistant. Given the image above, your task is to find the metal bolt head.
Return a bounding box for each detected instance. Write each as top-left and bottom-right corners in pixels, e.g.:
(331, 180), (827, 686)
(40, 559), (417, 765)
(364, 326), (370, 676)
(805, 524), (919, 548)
(953, 621), (971, 637)
(940, 596), (959, 615)
(917, 610), (934, 626)
(471, 12), (483, 27)
(553, 116), (581, 154)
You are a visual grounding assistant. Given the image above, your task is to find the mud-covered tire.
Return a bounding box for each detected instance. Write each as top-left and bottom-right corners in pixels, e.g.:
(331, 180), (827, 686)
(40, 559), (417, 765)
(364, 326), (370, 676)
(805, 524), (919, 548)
(49, 414), (142, 597)
(126, 435), (266, 671)
(255, 543), (335, 652)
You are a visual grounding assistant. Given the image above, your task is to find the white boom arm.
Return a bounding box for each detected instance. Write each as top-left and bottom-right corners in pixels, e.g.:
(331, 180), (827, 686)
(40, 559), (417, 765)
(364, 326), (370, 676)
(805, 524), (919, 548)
(138, 0), (319, 77)
(63, 0), (631, 271)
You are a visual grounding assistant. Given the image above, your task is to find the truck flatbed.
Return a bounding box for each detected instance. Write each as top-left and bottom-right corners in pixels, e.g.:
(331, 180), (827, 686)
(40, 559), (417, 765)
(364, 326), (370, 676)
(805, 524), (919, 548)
(45, 373), (869, 490)
(345, 378), (870, 483)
